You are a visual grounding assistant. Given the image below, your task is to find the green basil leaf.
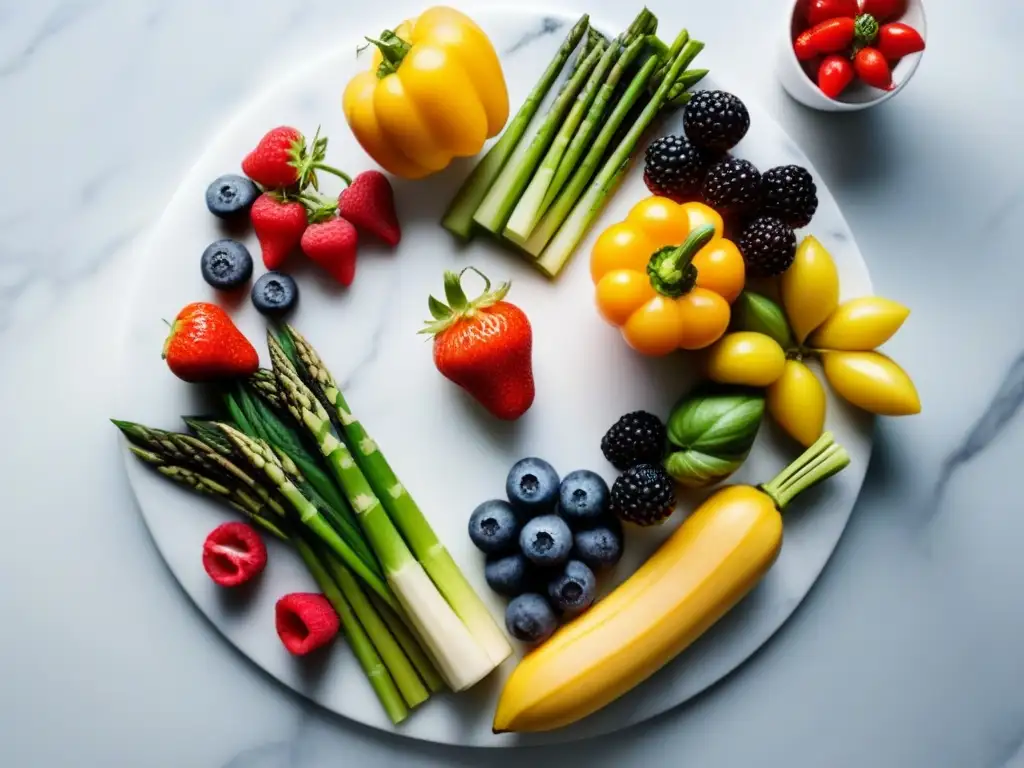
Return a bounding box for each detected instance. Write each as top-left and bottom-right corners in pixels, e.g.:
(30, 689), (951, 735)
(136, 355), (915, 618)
(664, 449), (745, 489)
(667, 388), (765, 455)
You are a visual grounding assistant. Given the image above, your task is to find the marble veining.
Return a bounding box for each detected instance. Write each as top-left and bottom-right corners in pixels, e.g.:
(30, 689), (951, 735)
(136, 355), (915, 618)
(2, 0), (1023, 766)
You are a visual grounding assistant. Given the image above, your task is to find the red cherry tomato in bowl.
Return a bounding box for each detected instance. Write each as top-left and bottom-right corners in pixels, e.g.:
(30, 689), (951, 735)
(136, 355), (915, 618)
(858, 0), (907, 22)
(807, 0), (859, 26)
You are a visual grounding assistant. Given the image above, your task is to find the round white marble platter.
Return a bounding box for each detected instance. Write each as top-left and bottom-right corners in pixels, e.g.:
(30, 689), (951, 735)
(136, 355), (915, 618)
(117, 6), (874, 749)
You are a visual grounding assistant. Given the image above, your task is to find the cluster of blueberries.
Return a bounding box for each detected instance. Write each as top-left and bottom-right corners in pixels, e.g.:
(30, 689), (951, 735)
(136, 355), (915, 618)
(468, 458), (624, 644)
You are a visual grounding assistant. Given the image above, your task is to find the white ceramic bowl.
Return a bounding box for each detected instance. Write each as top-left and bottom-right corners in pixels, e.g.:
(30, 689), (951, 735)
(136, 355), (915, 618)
(777, 0), (927, 111)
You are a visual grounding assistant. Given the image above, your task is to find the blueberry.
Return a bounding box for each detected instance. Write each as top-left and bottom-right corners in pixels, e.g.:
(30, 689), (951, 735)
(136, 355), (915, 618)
(505, 593), (558, 643)
(200, 239), (253, 290)
(206, 174), (260, 219)
(558, 470), (610, 530)
(484, 553), (531, 597)
(547, 560), (597, 616)
(506, 457), (560, 517)
(468, 500), (520, 556)
(573, 526), (624, 571)
(519, 514), (573, 568)
(251, 272), (298, 316)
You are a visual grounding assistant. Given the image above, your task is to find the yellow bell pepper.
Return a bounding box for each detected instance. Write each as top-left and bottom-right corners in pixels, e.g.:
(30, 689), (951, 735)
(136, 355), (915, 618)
(342, 7), (509, 180)
(590, 198), (745, 356)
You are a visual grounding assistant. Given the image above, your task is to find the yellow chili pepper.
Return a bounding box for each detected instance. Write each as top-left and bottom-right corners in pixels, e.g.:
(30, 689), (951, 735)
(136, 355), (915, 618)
(591, 198), (744, 356)
(342, 7), (509, 179)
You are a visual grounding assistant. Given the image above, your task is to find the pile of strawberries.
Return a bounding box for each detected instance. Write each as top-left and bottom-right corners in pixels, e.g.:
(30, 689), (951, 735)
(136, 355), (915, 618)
(241, 126), (402, 286)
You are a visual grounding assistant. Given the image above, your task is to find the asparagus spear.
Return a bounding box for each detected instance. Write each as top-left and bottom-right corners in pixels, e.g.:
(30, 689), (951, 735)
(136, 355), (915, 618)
(519, 52), (664, 257)
(293, 538), (409, 724)
(266, 335), (497, 691)
(371, 594), (445, 694)
(473, 40), (606, 235)
(505, 10), (657, 242)
(440, 14), (589, 240)
(231, 384), (375, 571)
(249, 369), (285, 411)
(126, 444), (287, 539)
(284, 325), (513, 667)
(120, 423), (425, 722)
(318, 547), (430, 709)
(537, 37), (706, 277)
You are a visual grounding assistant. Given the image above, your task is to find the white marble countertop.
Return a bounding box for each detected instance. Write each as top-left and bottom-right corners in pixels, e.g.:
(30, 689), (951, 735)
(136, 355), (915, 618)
(2, 0), (1022, 766)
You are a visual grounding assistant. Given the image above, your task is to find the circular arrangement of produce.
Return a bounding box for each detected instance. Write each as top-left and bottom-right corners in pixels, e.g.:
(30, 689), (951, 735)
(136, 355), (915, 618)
(116, 6), (919, 748)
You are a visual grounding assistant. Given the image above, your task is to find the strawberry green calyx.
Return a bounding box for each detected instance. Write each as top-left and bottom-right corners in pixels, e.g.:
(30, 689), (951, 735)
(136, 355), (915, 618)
(420, 267), (511, 337)
(294, 126), (353, 191)
(368, 31), (412, 78)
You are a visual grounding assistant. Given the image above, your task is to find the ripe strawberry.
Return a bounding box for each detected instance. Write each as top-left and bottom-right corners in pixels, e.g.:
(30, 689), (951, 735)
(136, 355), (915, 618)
(250, 193), (308, 270)
(162, 302), (259, 382)
(301, 216), (359, 286)
(338, 171), (401, 246)
(202, 522), (267, 587)
(275, 593), (340, 655)
(242, 126), (308, 188)
(421, 268), (535, 421)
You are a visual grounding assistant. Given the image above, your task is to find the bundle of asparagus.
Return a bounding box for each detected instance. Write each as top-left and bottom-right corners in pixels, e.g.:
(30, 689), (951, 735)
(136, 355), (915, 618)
(114, 326), (512, 724)
(441, 9), (708, 278)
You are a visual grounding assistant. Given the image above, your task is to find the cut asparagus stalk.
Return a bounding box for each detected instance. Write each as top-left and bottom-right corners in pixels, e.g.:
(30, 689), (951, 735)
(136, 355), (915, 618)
(505, 11), (657, 242)
(267, 336), (497, 691)
(536, 37), (706, 277)
(219, 424), (399, 613)
(371, 594), (445, 693)
(319, 548), (430, 709)
(519, 53), (663, 257)
(504, 44), (616, 241)
(285, 326), (513, 668)
(294, 538), (409, 725)
(667, 68), (709, 104)
(440, 14), (589, 240)
(473, 40), (606, 235)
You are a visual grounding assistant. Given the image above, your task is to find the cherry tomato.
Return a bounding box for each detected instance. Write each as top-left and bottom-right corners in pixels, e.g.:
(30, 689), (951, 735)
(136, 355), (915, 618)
(807, 0), (859, 26)
(858, 0), (907, 22)
(818, 55), (856, 99)
(854, 47), (894, 90)
(795, 17), (856, 59)
(877, 22), (925, 60)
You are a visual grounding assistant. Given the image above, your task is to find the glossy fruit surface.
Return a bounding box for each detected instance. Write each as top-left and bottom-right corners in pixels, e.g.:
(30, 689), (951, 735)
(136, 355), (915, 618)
(767, 360), (827, 447)
(780, 235), (839, 343)
(468, 500), (521, 555)
(506, 458), (560, 517)
(822, 351), (921, 415)
(706, 332), (787, 387)
(809, 297), (910, 350)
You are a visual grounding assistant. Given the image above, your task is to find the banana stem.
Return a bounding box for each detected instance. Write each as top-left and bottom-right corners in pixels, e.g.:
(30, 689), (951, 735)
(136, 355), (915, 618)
(760, 431), (850, 510)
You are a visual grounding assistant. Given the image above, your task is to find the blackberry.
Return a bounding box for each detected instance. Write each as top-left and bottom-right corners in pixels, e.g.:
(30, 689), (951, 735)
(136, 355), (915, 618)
(601, 411), (666, 471)
(701, 158), (762, 217)
(683, 91), (751, 152)
(738, 216), (798, 277)
(643, 135), (717, 200)
(760, 165), (819, 228)
(610, 464), (677, 527)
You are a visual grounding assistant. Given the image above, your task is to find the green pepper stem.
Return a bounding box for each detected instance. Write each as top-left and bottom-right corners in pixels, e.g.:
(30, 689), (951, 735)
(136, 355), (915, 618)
(368, 31), (412, 77)
(759, 431), (850, 510)
(647, 224), (716, 297)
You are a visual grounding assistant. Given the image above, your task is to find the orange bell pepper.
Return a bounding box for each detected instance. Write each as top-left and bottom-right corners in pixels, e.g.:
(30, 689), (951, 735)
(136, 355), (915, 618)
(591, 198), (745, 356)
